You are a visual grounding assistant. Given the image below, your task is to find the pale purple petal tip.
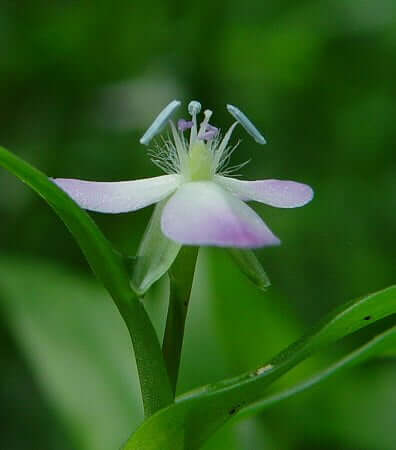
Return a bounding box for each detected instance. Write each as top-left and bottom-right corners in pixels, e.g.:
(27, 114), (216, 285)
(161, 181), (280, 248)
(178, 119), (193, 132)
(217, 177), (314, 208)
(53, 174), (181, 214)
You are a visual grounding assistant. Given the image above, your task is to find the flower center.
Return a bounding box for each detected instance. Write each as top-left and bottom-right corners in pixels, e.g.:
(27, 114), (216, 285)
(188, 141), (214, 181)
(141, 100), (267, 179)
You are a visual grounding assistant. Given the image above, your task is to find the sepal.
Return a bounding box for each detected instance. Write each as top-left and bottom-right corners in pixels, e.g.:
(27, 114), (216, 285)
(227, 248), (271, 291)
(131, 199), (181, 295)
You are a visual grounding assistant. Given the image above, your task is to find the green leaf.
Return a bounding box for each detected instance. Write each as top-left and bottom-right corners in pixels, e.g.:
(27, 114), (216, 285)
(124, 286), (396, 450)
(227, 248), (270, 291)
(204, 247), (302, 374)
(236, 325), (396, 420)
(132, 200), (181, 295)
(0, 146), (172, 417)
(0, 257), (142, 450)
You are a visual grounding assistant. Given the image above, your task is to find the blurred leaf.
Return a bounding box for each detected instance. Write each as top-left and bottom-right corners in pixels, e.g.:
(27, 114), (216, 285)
(0, 146), (130, 299)
(202, 415), (275, 450)
(305, 356), (396, 450)
(0, 145), (172, 417)
(124, 286), (396, 450)
(227, 248), (270, 291)
(204, 247), (300, 373)
(0, 257), (142, 450)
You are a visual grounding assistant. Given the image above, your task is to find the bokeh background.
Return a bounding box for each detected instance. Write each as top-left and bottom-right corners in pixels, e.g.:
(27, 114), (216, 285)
(1, 1), (396, 449)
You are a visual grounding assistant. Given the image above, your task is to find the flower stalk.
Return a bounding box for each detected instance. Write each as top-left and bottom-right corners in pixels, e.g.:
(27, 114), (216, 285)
(162, 246), (199, 396)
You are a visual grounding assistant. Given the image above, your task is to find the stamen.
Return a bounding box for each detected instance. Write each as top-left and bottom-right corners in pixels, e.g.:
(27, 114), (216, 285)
(140, 100), (181, 146)
(201, 124), (219, 140)
(221, 157), (251, 176)
(213, 121), (238, 168)
(188, 101), (202, 115)
(170, 121), (188, 172)
(188, 101), (201, 146)
(198, 109), (213, 139)
(178, 119), (193, 132)
(149, 135), (180, 174)
(216, 140), (242, 174)
(226, 104), (267, 145)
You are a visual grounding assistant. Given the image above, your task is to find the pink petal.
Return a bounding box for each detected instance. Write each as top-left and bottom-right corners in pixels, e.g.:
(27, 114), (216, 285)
(216, 176), (314, 208)
(161, 181), (280, 248)
(53, 174), (181, 213)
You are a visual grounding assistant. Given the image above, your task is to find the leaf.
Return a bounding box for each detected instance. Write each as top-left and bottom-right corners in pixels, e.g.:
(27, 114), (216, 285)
(124, 286), (396, 450)
(204, 247), (300, 372)
(226, 249), (270, 291)
(132, 199), (181, 295)
(0, 257), (142, 450)
(236, 325), (396, 420)
(0, 145), (172, 417)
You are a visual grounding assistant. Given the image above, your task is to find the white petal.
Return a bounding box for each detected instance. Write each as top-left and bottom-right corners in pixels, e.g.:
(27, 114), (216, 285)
(161, 181), (280, 248)
(216, 176), (314, 208)
(53, 174), (181, 213)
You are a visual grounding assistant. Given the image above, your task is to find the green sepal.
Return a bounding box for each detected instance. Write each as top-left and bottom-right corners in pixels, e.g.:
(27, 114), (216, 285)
(227, 248), (271, 291)
(132, 199), (181, 295)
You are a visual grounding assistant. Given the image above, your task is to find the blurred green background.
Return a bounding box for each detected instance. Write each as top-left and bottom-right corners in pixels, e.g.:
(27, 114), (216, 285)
(0, 1), (395, 449)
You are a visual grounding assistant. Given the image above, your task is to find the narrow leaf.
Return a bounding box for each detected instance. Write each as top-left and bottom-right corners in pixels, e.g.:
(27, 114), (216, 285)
(237, 325), (396, 419)
(0, 146), (172, 417)
(124, 286), (396, 449)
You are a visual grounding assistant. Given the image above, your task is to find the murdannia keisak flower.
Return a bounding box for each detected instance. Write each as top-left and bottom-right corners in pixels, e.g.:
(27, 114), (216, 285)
(54, 100), (313, 248)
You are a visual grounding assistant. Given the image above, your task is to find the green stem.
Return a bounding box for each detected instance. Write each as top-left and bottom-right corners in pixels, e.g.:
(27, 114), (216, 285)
(116, 291), (173, 418)
(162, 246), (198, 395)
(0, 146), (172, 418)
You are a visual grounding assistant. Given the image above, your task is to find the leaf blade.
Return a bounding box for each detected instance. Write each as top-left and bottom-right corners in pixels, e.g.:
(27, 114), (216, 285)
(237, 325), (396, 419)
(0, 145), (172, 417)
(124, 286), (396, 449)
(0, 257), (143, 450)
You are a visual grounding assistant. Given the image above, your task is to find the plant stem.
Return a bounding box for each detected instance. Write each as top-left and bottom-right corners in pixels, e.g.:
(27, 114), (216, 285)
(162, 246), (199, 395)
(0, 146), (173, 419)
(114, 285), (173, 418)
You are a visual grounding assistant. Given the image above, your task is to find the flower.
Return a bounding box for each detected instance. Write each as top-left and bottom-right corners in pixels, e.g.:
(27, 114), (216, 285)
(53, 100), (313, 248)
